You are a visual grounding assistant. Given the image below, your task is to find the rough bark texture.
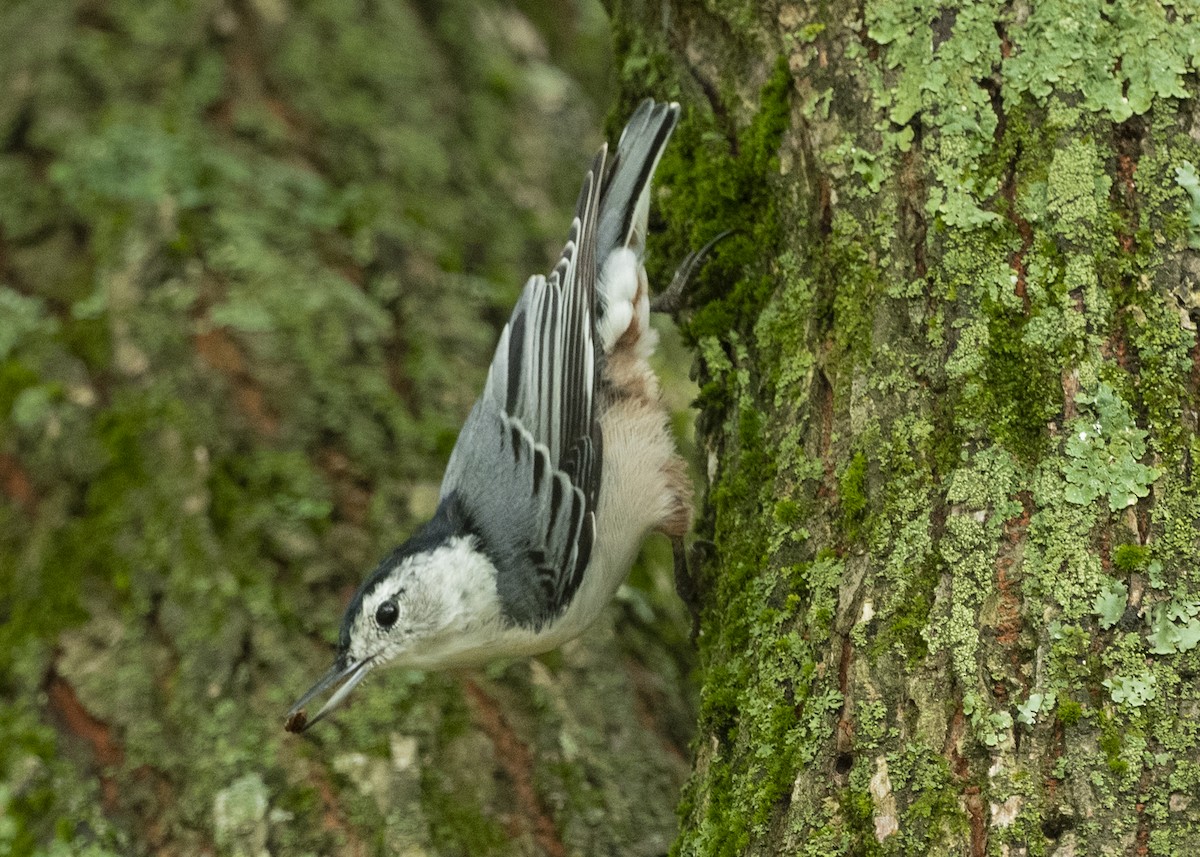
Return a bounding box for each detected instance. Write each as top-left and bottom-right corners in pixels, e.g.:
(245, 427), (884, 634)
(610, 1), (1200, 855)
(0, 2), (698, 855)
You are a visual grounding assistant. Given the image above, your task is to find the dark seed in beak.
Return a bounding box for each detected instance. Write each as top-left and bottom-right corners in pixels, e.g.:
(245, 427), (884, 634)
(284, 708), (308, 733)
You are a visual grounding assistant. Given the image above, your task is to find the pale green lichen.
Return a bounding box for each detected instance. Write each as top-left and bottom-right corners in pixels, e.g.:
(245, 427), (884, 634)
(213, 773), (270, 857)
(1174, 161), (1200, 248)
(1062, 382), (1160, 510)
(1093, 580), (1129, 629)
(1004, 0), (1193, 120)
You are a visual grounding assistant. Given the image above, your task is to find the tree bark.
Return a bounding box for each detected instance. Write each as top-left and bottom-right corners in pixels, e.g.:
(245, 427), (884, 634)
(610, 1), (1200, 854)
(0, 2), (695, 855)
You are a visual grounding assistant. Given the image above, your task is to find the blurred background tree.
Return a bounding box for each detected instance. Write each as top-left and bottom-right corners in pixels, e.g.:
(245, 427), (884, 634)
(0, 1), (698, 854)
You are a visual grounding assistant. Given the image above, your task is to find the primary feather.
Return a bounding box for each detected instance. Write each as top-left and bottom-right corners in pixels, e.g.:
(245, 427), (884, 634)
(440, 148), (607, 629)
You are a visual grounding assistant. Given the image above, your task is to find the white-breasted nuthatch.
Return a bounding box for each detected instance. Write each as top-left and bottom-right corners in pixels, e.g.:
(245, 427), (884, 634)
(286, 100), (716, 732)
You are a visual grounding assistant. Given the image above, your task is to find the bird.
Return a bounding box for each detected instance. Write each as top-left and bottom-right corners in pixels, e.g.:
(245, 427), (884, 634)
(285, 99), (716, 732)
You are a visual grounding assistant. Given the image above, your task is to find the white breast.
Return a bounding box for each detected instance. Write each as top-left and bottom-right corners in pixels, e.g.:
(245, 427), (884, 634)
(534, 386), (681, 647)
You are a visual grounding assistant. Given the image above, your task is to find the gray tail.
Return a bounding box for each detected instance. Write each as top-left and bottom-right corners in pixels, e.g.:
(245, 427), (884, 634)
(596, 100), (680, 265)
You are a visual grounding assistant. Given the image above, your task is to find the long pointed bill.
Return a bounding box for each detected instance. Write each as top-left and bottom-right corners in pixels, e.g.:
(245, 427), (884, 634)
(284, 656), (374, 733)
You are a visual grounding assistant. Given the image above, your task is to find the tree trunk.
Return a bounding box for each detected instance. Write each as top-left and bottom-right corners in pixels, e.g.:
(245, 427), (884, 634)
(610, 1), (1200, 854)
(0, 2), (695, 855)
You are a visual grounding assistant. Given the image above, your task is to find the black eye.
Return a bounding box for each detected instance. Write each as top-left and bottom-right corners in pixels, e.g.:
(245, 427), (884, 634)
(375, 601), (398, 628)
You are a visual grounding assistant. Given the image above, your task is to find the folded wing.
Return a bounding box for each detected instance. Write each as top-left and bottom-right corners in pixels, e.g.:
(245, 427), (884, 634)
(440, 148), (607, 629)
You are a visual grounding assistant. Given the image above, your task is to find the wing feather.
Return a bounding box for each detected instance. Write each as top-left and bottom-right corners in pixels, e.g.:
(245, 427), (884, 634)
(440, 149), (607, 628)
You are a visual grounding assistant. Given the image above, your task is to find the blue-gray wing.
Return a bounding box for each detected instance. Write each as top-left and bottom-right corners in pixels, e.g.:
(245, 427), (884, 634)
(440, 149), (606, 629)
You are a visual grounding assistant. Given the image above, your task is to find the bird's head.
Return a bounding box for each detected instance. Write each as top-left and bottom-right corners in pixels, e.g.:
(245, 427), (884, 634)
(283, 547), (425, 732)
(284, 498), (503, 732)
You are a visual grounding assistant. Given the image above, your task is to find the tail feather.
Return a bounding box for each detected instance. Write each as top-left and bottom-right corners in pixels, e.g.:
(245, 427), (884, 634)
(597, 100), (680, 265)
(593, 100), (679, 354)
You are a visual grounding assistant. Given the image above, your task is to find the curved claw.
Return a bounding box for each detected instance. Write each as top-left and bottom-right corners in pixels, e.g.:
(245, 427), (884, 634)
(651, 229), (736, 316)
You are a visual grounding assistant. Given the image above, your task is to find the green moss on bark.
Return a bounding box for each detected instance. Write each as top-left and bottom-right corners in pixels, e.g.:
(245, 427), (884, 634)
(612, 0), (1200, 854)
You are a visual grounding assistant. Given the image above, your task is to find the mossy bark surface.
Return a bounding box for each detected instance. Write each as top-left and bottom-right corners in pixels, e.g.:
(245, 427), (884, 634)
(0, 2), (697, 855)
(610, 1), (1200, 854)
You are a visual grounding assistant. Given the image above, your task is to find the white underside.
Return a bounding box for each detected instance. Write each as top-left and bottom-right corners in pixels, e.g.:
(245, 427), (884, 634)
(511, 393), (676, 650)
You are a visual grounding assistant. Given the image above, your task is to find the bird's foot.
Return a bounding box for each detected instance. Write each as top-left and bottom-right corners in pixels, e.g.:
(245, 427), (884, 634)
(671, 536), (706, 641)
(651, 230), (734, 318)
